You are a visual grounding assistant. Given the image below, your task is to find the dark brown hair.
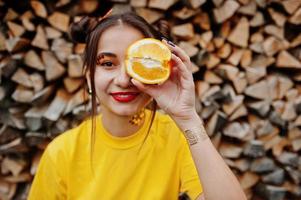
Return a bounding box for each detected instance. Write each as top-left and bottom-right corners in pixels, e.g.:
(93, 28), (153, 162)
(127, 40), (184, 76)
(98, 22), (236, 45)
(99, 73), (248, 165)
(70, 12), (170, 171)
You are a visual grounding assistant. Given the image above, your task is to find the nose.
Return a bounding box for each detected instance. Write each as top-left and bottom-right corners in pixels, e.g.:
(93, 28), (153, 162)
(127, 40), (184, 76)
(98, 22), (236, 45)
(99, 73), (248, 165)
(113, 63), (133, 88)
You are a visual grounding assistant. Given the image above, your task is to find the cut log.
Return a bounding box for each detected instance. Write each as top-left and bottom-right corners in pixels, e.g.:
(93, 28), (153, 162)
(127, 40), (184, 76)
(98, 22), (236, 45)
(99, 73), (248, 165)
(249, 55), (275, 68)
(171, 23), (194, 40)
(63, 77), (84, 93)
(229, 105), (248, 121)
(12, 85), (34, 103)
(43, 89), (71, 121)
(5, 37), (30, 53)
(199, 31), (213, 49)
(204, 70), (223, 84)
(244, 80), (270, 100)
(289, 7), (301, 25)
(24, 50), (45, 71)
(263, 37), (288, 56)
(240, 49), (252, 67)
(250, 11), (265, 27)
(222, 95), (244, 116)
(193, 12), (211, 30)
(215, 64), (239, 81)
(232, 72), (247, 94)
(227, 48), (244, 66)
(213, 37), (225, 48)
(264, 25), (284, 40)
(41, 51), (66, 81)
(186, 0), (206, 9)
(130, 0), (148, 7)
(239, 172), (260, 190)
(195, 81), (210, 99)
(282, 0), (301, 14)
(31, 25), (49, 50)
(213, 0), (240, 23)
(68, 54), (84, 78)
(262, 168), (285, 185)
(4, 8), (19, 21)
(206, 54), (221, 69)
(30, 1), (47, 18)
(20, 11), (35, 31)
(238, 1), (257, 16)
(135, 8), (164, 24)
(217, 43), (232, 59)
(11, 68), (32, 88)
(276, 50), (301, 69)
(250, 157), (276, 173)
(29, 73), (44, 92)
(227, 17), (249, 48)
(205, 110), (227, 136)
(219, 142), (243, 159)
(290, 33), (301, 48)
(173, 7), (198, 20)
(47, 12), (70, 32)
(45, 26), (62, 39)
(148, 0), (178, 10)
(51, 38), (73, 63)
(78, 0), (98, 13)
(7, 21), (25, 37)
(64, 88), (88, 115)
(1, 156), (27, 176)
(245, 66), (267, 84)
(178, 41), (199, 57)
(268, 8), (286, 27)
(243, 140), (265, 158)
(223, 122), (251, 140)
(30, 150), (42, 175)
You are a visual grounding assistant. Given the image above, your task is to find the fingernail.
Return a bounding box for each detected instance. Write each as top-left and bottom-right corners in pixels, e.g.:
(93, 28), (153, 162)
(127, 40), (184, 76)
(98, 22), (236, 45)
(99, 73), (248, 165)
(160, 36), (168, 41)
(167, 40), (175, 47)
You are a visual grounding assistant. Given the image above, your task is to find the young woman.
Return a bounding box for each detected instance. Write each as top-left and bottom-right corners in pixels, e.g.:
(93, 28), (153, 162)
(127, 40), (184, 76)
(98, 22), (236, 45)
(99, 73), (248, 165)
(28, 12), (247, 200)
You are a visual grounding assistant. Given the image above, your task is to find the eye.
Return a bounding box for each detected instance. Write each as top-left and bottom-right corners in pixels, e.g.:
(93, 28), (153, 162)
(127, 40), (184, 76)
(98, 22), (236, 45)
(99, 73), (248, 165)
(101, 61), (114, 67)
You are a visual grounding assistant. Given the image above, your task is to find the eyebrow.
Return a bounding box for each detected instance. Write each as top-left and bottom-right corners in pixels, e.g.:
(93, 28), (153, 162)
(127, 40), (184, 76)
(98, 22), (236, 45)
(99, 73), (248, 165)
(96, 52), (117, 58)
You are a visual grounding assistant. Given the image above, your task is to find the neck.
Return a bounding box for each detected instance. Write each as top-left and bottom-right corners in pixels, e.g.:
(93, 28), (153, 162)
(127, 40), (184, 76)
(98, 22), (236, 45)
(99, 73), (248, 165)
(101, 108), (145, 137)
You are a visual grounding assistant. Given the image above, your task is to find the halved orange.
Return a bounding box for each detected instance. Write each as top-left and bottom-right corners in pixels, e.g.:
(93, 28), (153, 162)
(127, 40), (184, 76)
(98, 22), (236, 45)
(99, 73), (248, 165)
(125, 38), (172, 84)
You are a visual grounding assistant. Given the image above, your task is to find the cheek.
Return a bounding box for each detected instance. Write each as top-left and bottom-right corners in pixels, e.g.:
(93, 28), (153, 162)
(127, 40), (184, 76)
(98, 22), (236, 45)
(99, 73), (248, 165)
(94, 70), (112, 92)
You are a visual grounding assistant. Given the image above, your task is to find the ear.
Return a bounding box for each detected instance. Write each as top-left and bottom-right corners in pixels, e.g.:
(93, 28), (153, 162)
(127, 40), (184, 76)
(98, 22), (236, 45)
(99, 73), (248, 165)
(85, 69), (92, 92)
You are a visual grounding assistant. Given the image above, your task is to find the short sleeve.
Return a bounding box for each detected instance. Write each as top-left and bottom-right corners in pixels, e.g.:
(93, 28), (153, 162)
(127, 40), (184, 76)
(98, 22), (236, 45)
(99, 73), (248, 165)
(28, 146), (67, 200)
(179, 136), (203, 200)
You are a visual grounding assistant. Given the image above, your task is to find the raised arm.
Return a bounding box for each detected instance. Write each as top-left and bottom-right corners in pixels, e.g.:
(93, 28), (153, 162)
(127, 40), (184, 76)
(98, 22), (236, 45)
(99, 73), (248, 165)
(132, 38), (247, 200)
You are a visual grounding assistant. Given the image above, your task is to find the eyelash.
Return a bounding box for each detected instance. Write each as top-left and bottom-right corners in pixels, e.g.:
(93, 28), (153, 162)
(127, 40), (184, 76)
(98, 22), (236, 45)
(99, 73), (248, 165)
(101, 61), (113, 67)
(96, 57), (115, 68)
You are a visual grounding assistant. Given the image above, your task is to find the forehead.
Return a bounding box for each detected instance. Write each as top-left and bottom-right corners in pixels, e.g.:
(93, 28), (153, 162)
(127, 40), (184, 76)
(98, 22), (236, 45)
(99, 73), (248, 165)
(97, 25), (145, 55)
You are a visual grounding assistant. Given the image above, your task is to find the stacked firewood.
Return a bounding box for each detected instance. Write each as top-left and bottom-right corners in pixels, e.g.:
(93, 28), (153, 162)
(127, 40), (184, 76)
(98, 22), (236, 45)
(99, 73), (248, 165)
(0, 0), (300, 199)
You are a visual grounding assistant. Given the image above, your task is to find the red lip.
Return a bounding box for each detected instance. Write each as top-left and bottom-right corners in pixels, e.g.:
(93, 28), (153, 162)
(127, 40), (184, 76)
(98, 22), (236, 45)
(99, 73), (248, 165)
(110, 92), (140, 103)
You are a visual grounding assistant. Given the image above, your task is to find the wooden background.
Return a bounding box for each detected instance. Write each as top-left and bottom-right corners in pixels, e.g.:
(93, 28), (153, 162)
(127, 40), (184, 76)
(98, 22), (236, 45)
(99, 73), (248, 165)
(0, 0), (301, 199)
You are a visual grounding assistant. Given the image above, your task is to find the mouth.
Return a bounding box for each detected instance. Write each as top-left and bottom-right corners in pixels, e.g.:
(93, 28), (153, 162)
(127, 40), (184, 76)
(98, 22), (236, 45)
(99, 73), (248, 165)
(110, 92), (140, 103)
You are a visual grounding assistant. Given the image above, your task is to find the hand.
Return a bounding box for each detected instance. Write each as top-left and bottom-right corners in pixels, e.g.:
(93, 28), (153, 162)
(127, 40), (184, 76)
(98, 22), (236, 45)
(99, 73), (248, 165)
(131, 39), (197, 121)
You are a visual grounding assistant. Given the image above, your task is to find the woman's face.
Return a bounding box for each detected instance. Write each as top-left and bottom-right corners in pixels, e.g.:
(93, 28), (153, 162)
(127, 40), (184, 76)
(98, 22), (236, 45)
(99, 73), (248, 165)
(92, 24), (152, 116)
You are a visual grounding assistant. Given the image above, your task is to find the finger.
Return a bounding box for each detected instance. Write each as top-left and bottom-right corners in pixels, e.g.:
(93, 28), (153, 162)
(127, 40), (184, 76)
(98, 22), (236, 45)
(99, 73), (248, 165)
(171, 53), (192, 81)
(131, 78), (158, 97)
(162, 39), (191, 63)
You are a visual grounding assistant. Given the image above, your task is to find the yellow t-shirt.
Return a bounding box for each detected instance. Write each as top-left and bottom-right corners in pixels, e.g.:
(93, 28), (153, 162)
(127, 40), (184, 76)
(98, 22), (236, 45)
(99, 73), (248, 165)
(28, 110), (203, 200)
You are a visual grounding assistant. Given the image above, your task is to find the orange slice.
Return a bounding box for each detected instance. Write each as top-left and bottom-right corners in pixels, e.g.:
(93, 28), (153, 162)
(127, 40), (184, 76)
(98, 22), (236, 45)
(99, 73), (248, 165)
(125, 38), (171, 84)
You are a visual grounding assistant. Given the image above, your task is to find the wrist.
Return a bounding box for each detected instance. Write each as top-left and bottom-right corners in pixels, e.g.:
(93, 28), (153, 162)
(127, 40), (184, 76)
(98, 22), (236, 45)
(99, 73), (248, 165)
(183, 125), (209, 145)
(171, 110), (202, 130)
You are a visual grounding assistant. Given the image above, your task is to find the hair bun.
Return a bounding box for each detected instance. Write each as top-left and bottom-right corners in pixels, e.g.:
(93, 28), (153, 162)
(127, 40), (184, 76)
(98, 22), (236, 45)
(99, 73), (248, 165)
(69, 16), (98, 43)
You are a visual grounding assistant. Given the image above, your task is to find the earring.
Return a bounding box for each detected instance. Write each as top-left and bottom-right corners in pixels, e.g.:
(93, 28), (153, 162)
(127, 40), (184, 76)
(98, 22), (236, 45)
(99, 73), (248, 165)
(129, 108), (145, 126)
(88, 88), (92, 95)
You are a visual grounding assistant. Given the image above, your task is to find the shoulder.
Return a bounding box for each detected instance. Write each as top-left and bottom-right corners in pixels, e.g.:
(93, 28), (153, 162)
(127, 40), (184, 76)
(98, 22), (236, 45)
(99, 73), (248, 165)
(152, 110), (187, 148)
(44, 117), (92, 161)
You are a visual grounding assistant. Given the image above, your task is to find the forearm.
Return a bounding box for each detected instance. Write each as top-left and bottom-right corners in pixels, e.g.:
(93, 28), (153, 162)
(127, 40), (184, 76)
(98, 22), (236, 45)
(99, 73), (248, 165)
(172, 112), (247, 200)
